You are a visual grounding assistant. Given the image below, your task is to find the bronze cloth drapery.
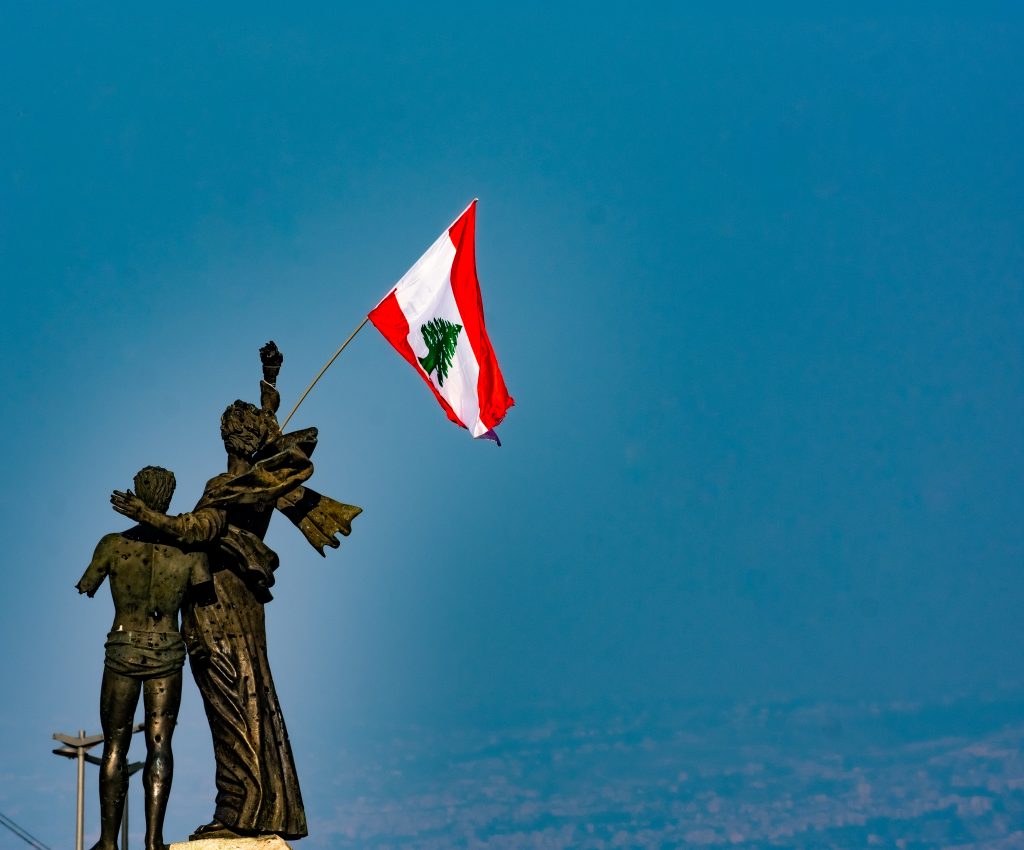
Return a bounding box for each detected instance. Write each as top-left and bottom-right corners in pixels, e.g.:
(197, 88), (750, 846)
(184, 558), (306, 836)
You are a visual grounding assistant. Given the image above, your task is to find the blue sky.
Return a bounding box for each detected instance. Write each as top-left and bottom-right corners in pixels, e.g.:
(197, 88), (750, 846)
(1, 6), (1021, 847)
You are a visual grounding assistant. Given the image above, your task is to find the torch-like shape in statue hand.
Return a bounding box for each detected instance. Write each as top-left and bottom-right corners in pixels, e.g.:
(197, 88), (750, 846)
(259, 340), (284, 423)
(260, 340), (284, 386)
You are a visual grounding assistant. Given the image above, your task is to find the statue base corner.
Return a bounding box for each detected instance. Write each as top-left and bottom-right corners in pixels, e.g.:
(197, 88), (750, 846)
(170, 837), (293, 850)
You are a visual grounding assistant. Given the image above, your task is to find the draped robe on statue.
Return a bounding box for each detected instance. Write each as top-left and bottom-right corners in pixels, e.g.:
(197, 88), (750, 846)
(171, 426), (361, 838)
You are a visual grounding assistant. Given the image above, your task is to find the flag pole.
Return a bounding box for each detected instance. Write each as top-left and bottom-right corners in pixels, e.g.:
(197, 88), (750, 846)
(280, 316), (369, 430)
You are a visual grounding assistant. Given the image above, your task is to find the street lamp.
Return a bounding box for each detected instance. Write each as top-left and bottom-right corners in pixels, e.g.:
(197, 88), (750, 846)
(52, 724), (143, 850)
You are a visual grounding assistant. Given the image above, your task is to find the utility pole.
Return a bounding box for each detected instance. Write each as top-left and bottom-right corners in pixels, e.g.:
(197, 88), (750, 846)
(52, 724), (143, 850)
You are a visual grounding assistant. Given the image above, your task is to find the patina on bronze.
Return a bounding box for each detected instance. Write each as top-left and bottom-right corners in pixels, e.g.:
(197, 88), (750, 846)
(111, 342), (361, 841)
(79, 466), (212, 850)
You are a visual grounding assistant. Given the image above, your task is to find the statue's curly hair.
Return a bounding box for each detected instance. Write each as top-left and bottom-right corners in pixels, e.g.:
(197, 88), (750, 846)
(134, 466), (176, 512)
(220, 400), (274, 456)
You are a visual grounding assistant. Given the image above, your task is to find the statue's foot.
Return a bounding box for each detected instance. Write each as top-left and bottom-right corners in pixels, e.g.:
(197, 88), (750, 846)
(189, 821), (244, 841)
(86, 842), (117, 850)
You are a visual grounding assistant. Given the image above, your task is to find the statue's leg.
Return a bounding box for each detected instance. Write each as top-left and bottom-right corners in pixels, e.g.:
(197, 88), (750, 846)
(141, 671), (182, 850)
(90, 667), (141, 850)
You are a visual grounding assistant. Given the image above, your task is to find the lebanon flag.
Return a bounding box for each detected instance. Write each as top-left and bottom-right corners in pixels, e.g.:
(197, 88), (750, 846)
(367, 200), (514, 443)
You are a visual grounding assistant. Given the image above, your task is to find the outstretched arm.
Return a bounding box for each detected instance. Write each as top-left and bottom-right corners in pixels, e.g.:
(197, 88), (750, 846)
(110, 490), (226, 544)
(260, 340), (283, 420)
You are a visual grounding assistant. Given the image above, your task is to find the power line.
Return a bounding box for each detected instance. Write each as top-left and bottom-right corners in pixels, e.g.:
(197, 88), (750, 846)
(0, 809), (52, 850)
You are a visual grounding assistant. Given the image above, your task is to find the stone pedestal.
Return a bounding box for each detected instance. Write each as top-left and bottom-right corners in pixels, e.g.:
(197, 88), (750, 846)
(169, 837), (292, 850)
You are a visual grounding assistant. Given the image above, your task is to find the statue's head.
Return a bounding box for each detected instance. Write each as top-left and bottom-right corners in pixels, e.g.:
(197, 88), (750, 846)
(134, 466), (176, 513)
(221, 400), (272, 458)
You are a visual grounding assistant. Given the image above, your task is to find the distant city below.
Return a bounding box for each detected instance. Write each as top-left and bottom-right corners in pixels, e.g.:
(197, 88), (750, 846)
(310, 692), (1024, 849)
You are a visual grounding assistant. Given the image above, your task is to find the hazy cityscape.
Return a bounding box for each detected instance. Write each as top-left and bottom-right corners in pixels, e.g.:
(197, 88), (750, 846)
(289, 693), (1024, 849)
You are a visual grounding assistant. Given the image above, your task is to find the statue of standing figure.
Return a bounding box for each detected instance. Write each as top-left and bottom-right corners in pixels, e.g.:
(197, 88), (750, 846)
(87, 341), (361, 843)
(78, 466), (210, 850)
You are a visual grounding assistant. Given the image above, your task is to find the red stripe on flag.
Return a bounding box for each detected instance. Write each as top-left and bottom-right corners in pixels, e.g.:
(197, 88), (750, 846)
(448, 201), (515, 431)
(368, 291), (467, 429)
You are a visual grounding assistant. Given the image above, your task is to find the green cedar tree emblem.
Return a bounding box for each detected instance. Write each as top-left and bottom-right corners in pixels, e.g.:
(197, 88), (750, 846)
(418, 318), (463, 387)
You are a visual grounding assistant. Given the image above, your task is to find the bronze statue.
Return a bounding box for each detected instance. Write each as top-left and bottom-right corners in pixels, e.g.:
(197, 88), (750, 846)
(78, 466), (211, 850)
(110, 342), (361, 841)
